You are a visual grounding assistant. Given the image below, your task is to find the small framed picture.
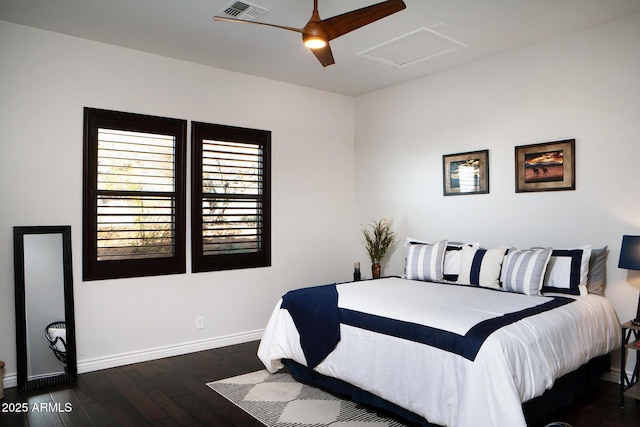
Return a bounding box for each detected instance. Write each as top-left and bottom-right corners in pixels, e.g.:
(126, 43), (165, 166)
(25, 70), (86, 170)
(515, 139), (575, 193)
(442, 149), (489, 196)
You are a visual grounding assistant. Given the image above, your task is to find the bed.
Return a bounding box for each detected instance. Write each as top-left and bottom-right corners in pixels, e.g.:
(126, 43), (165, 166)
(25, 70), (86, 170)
(257, 243), (621, 427)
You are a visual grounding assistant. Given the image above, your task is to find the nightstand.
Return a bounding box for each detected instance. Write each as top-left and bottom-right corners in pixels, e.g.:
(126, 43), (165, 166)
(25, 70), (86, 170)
(620, 321), (640, 408)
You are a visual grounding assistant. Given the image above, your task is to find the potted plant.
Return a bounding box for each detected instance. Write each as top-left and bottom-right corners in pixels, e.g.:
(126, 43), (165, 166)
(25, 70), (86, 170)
(362, 218), (397, 279)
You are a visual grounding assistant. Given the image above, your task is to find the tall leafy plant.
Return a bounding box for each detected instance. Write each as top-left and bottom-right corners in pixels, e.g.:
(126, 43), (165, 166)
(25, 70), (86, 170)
(362, 218), (397, 263)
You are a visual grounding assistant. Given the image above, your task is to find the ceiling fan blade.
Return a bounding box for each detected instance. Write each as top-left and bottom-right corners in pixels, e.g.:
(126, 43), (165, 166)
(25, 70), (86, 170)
(321, 0), (406, 41)
(311, 43), (335, 67)
(214, 16), (303, 34)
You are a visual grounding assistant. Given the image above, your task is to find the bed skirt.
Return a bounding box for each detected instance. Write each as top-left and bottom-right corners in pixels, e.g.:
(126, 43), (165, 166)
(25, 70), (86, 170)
(282, 353), (610, 427)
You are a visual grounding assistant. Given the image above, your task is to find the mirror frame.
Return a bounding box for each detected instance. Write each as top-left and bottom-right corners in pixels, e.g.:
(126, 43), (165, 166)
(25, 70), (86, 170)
(14, 225), (77, 392)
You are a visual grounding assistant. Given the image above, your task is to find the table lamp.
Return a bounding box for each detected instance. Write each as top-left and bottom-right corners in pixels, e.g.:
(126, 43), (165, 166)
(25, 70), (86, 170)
(618, 235), (640, 325)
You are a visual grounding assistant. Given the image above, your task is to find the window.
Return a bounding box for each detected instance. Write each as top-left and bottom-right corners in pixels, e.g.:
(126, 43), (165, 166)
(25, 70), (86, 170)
(83, 108), (186, 280)
(191, 122), (271, 272)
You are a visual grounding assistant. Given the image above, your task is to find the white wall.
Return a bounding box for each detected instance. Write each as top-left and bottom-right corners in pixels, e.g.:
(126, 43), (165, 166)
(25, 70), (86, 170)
(0, 20), (355, 384)
(354, 13), (640, 370)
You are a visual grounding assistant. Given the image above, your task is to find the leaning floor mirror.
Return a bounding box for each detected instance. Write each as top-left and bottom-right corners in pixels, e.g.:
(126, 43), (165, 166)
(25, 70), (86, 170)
(14, 225), (77, 392)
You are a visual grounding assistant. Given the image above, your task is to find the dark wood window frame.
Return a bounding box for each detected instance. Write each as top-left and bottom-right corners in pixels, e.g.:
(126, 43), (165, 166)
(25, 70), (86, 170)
(191, 122), (271, 273)
(83, 107), (187, 280)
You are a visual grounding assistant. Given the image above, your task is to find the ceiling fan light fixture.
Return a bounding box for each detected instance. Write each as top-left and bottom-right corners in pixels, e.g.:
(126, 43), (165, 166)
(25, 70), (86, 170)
(303, 35), (327, 49)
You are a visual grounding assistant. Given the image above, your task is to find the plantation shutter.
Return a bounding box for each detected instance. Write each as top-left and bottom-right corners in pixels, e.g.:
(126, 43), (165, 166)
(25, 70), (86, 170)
(191, 122), (271, 272)
(83, 108), (186, 281)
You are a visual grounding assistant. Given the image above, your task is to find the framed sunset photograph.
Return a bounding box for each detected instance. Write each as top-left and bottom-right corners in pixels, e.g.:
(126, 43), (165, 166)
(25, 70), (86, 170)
(515, 139), (575, 192)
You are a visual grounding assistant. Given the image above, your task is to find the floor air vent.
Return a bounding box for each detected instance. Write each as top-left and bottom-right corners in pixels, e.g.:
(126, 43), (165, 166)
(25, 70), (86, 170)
(220, 1), (269, 21)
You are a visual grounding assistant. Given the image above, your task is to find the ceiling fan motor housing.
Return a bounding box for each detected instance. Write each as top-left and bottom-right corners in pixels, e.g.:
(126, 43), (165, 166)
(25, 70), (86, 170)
(302, 20), (328, 49)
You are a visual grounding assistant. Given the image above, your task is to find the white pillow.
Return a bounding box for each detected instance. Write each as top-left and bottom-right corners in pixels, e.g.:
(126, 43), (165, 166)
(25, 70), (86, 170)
(457, 246), (507, 289)
(501, 248), (553, 296)
(443, 244), (466, 282)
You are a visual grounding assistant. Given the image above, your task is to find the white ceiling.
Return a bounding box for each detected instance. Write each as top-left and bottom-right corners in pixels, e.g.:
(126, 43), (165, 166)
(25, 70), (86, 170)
(1, 0), (639, 96)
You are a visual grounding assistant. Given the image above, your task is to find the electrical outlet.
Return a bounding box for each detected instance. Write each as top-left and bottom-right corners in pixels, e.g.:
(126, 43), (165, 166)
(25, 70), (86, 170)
(195, 316), (204, 329)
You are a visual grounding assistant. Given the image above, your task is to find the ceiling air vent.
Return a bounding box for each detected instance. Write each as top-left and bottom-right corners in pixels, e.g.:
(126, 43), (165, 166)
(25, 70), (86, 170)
(220, 1), (269, 21)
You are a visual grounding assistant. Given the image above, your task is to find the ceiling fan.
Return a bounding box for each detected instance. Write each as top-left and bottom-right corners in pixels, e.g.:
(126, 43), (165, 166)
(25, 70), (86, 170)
(214, 0), (407, 67)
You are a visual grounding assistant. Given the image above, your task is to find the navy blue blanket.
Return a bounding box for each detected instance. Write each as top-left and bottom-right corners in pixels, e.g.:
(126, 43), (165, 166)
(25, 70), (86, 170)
(281, 284), (340, 369)
(281, 283), (574, 366)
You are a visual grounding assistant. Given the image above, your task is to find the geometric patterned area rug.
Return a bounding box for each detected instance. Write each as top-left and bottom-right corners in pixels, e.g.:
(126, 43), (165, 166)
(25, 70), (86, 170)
(207, 370), (410, 426)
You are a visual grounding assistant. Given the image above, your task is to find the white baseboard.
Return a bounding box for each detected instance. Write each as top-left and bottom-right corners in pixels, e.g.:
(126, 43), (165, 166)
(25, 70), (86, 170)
(1, 329), (264, 390)
(602, 367), (621, 384)
(3, 373), (18, 389)
(77, 329), (264, 374)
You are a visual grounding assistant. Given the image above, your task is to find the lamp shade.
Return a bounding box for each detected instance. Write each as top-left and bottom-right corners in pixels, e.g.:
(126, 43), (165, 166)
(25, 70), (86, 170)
(618, 235), (640, 270)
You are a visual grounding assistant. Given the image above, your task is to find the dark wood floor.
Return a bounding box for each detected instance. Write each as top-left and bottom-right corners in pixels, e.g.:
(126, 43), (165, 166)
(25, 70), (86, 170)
(1, 340), (638, 427)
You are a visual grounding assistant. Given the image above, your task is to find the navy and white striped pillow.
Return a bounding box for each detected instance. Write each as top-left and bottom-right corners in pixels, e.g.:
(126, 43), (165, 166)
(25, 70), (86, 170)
(501, 248), (553, 295)
(405, 239), (476, 282)
(457, 246), (507, 289)
(405, 240), (448, 282)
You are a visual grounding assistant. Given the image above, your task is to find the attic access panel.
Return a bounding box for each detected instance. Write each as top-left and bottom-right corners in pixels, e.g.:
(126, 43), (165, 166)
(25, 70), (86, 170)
(358, 27), (467, 68)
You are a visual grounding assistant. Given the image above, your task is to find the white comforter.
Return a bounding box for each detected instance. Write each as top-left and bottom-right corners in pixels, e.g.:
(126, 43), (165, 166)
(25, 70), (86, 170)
(257, 277), (620, 427)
